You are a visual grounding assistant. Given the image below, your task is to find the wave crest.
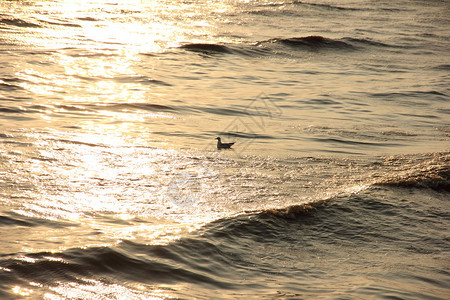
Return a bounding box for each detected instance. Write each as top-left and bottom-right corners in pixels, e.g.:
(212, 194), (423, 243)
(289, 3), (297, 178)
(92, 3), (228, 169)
(257, 36), (355, 50)
(376, 152), (450, 191)
(377, 165), (450, 191)
(260, 199), (329, 219)
(179, 43), (232, 54)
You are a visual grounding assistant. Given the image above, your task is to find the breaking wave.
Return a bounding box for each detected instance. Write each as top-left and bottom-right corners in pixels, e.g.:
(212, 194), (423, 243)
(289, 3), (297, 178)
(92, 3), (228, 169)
(375, 152), (450, 191)
(376, 164), (450, 191)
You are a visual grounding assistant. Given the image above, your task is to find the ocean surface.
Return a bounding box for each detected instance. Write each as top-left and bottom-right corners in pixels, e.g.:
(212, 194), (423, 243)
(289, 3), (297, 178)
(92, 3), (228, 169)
(1, 0), (449, 299)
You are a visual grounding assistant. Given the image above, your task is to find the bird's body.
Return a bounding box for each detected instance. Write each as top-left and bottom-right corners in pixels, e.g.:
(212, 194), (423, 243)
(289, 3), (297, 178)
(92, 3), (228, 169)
(216, 137), (234, 149)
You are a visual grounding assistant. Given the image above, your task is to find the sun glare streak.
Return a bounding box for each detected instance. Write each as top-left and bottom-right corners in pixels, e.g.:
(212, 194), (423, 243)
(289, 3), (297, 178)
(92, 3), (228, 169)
(7, 0), (238, 139)
(22, 0), (197, 52)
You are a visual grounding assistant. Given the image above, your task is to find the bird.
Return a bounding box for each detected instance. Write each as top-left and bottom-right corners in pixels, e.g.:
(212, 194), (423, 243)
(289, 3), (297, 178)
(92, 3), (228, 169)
(216, 137), (235, 149)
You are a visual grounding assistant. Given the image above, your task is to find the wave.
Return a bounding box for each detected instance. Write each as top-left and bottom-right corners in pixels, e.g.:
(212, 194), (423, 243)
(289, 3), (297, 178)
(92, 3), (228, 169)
(254, 1), (360, 11)
(376, 164), (450, 191)
(67, 52), (119, 58)
(342, 37), (395, 48)
(72, 74), (171, 86)
(0, 239), (237, 290)
(0, 106), (25, 114)
(87, 102), (174, 112)
(178, 36), (396, 58)
(374, 152), (450, 191)
(433, 64), (450, 70)
(1, 16), (81, 29)
(51, 138), (104, 148)
(38, 18), (82, 28)
(0, 199), (334, 289)
(259, 36), (355, 50)
(0, 17), (41, 28)
(0, 82), (25, 91)
(0, 101), (173, 120)
(179, 43), (232, 54)
(0, 186), (424, 288)
(256, 1), (403, 12)
(291, 1), (363, 11)
(256, 199), (330, 220)
(77, 17), (100, 22)
(113, 75), (172, 86)
(370, 90), (448, 100)
(0, 212), (76, 228)
(195, 106), (274, 118)
(257, 36), (400, 51)
(292, 1), (402, 12)
(1, 168), (447, 298)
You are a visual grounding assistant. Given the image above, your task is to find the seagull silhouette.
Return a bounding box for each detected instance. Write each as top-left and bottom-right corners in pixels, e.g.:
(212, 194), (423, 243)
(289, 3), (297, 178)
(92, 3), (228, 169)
(216, 137), (235, 149)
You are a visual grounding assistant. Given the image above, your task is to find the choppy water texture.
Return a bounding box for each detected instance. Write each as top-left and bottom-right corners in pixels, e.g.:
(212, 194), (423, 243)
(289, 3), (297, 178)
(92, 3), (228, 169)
(1, 0), (449, 299)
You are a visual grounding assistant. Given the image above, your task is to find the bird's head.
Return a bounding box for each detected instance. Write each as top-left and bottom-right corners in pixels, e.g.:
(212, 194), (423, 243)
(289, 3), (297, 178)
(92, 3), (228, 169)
(215, 137), (221, 140)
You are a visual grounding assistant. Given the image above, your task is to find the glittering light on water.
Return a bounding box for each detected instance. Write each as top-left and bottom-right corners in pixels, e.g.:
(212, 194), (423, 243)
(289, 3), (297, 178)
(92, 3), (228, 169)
(12, 286), (33, 297)
(46, 279), (171, 300)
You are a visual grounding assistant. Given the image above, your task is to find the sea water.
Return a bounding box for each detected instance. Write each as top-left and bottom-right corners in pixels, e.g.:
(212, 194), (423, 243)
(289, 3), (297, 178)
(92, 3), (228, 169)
(0, 1), (449, 299)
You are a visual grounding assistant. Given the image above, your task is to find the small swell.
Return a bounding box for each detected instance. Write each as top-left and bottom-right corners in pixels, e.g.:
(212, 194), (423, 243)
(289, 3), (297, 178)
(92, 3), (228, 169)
(54, 139), (103, 148)
(292, 1), (363, 11)
(201, 199), (334, 246)
(257, 36), (355, 51)
(77, 17), (100, 22)
(196, 105), (278, 118)
(0, 213), (77, 228)
(39, 19), (82, 28)
(370, 90), (448, 101)
(291, 1), (403, 12)
(1, 244), (231, 287)
(0, 215), (34, 227)
(177, 36), (396, 59)
(0, 133), (13, 138)
(0, 106), (25, 113)
(179, 43), (232, 54)
(54, 104), (90, 112)
(113, 75), (172, 86)
(0, 83), (25, 91)
(68, 52), (119, 58)
(257, 1), (363, 11)
(71, 74), (171, 86)
(90, 102), (173, 112)
(311, 137), (400, 148)
(0, 18), (41, 28)
(343, 37), (394, 48)
(433, 64), (450, 71)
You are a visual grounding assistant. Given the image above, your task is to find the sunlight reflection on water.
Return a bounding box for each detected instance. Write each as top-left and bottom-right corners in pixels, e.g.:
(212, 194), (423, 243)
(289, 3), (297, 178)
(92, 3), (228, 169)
(0, 0), (449, 298)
